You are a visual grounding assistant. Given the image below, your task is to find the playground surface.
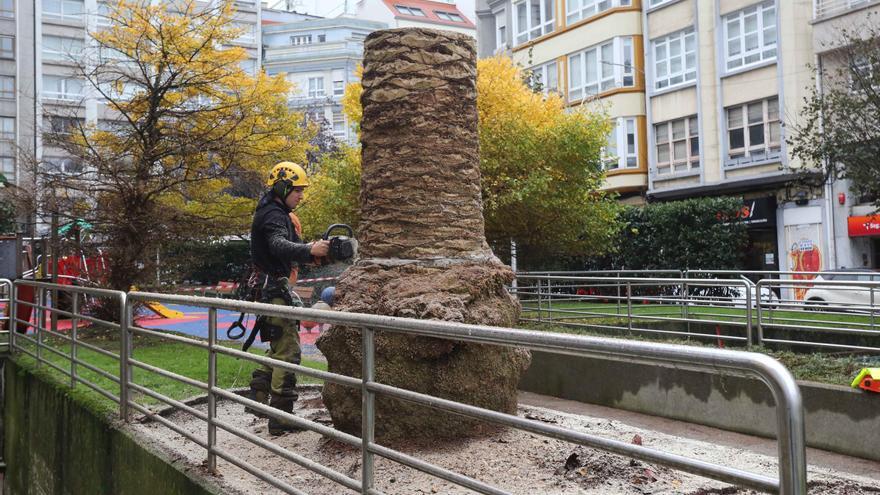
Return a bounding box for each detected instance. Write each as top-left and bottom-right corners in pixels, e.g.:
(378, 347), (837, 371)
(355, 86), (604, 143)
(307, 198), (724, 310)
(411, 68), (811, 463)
(135, 304), (326, 359)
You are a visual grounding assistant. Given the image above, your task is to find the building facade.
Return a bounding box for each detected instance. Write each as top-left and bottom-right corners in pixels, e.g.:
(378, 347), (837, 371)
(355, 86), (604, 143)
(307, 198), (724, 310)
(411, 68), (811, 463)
(477, 0), (880, 274)
(811, 0), (880, 270)
(0, 0), (262, 191)
(261, 13), (387, 143)
(476, 0), (649, 204)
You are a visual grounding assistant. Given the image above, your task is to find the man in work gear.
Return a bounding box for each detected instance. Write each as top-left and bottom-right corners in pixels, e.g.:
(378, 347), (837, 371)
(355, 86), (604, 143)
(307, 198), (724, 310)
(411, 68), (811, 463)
(248, 161), (329, 435)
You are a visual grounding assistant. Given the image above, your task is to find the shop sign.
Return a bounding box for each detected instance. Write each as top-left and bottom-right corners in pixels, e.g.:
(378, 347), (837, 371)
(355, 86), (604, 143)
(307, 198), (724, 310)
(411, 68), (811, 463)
(740, 197), (777, 226)
(848, 215), (880, 237)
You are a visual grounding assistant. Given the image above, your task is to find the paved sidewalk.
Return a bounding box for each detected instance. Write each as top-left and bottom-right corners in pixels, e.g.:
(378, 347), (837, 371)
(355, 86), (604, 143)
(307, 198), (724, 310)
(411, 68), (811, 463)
(519, 391), (880, 482)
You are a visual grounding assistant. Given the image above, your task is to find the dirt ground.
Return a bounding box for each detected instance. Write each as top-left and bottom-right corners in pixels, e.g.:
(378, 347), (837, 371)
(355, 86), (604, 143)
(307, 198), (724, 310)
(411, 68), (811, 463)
(130, 387), (880, 495)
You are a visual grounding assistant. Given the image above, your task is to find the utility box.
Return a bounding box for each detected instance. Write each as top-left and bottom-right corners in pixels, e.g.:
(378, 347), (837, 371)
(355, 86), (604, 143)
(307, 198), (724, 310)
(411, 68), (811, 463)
(0, 236), (20, 280)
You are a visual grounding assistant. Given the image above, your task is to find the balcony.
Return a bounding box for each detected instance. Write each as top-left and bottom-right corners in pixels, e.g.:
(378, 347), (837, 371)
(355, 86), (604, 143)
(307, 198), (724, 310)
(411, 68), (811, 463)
(814, 0), (874, 19)
(263, 41), (363, 64)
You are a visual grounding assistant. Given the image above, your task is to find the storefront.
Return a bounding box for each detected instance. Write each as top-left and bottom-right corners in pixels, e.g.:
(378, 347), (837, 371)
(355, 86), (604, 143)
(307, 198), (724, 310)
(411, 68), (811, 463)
(847, 214), (880, 268)
(741, 196), (779, 273)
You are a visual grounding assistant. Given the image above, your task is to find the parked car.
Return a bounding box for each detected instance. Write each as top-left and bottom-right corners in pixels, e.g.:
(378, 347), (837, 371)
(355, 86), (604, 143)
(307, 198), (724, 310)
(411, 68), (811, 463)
(802, 269), (880, 311)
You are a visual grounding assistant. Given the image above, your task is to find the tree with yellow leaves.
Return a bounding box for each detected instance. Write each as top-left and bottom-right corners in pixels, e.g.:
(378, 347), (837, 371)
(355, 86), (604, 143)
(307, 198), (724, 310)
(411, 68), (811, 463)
(300, 56), (620, 266)
(37, 0), (313, 291)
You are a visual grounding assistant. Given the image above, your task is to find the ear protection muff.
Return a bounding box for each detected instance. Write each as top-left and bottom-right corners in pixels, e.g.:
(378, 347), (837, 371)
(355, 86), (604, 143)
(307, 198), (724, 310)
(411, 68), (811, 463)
(272, 179), (293, 199)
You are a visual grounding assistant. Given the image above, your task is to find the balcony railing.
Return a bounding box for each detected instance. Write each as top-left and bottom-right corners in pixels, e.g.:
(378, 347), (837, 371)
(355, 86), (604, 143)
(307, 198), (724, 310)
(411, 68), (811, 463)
(815, 0), (873, 18)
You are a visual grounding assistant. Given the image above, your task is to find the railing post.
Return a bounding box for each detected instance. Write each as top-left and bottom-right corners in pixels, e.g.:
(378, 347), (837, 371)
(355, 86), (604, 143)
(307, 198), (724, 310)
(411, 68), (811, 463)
(547, 277), (553, 322)
(626, 282), (632, 332)
(683, 281), (690, 335)
(120, 294), (131, 422)
(207, 307), (218, 473)
(71, 292), (79, 388)
(756, 281), (764, 346)
(744, 282), (753, 349)
(361, 327), (376, 494)
(616, 273), (621, 316)
(36, 287), (44, 367)
(536, 278), (543, 322)
(870, 287), (875, 333)
(9, 282), (16, 354)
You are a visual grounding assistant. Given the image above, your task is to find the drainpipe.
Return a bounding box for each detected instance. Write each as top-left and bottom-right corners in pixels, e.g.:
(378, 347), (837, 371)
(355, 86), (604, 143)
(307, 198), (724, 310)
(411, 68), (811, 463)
(816, 54), (838, 269)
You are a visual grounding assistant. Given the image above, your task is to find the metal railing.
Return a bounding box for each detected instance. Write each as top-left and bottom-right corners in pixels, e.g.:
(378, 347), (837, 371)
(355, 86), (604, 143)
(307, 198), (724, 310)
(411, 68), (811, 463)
(517, 275), (756, 346)
(756, 278), (880, 352)
(0, 278), (11, 352)
(517, 272), (880, 352)
(6, 281), (807, 494)
(814, 0), (874, 19)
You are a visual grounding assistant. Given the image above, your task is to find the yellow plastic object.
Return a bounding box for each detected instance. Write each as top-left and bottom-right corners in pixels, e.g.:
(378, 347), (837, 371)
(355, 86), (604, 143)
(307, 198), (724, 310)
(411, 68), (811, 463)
(130, 286), (185, 319)
(143, 301), (184, 319)
(851, 368), (880, 392)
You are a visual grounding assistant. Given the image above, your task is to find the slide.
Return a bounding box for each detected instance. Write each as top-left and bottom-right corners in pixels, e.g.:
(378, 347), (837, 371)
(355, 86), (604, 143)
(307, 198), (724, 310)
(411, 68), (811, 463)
(143, 301), (184, 319)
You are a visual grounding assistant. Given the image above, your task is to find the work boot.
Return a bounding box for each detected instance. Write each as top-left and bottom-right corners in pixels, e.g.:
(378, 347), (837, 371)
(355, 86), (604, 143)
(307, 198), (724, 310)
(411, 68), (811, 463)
(267, 396), (305, 436)
(244, 388), (269, 418)
(245, 369), (271, 418)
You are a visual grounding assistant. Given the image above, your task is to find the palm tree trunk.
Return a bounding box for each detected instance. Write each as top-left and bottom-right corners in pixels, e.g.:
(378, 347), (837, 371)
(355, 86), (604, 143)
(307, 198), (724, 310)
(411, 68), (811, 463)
(317, 28), (530, 441)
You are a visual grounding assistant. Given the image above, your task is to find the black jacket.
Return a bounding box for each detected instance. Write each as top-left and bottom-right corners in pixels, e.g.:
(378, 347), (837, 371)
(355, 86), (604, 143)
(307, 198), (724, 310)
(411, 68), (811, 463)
(250, 191), (313, 278)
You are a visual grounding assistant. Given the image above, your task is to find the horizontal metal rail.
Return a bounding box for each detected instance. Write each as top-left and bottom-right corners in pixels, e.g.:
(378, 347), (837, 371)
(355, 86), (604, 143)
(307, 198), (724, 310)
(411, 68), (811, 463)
(125, 290), (805, 494)
(6, 281), (807, 494)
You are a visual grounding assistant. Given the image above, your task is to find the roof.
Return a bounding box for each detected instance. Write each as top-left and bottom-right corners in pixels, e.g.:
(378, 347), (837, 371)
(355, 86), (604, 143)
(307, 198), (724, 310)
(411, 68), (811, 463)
(380, 0), (475, 29)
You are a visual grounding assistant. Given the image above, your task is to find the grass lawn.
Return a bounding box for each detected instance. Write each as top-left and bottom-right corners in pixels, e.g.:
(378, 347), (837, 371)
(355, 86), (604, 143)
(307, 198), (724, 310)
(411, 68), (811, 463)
(521, 300), (878, 329)
(12, 330), (327, 417)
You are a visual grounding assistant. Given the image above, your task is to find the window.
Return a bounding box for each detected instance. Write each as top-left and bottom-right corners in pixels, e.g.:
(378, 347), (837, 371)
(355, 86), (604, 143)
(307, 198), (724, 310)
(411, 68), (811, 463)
(240, 59), (256, 75)
(566, 0), (631, 24)
(653, 28), (696, 90)
(42, 35), (85, 62)
(43, 0), (84, 20)
(317, 34), (326, 43)
(0, 36), (13, 59)
(0, 76), (13, 99)
(850, 56), (878, 93)
(815, 0), (870, 18)
(291, 35), (312, 46)
(45, 116), (83, 136)
(95, 2), (112, 27)
(648, 0), (673, 6)
(333, 80), (344, 96)
(0, 117), (13, 141)
(435, 11), (464, 22)
(234, 22), (255, 43)
(726, 97), (781, 164)
(724, 1), (776, 71)
(97, 80), (138, 101)
(654, 116), (699, 175)
(496, 25), (507, 51)
(0, 0), (13, 18)
(604, 117), (639, 170)
(568, 37), (634, 101)
(529, 61), (558, 94)
(513, 0), (554, 45)
(44, 156), (82, 175)
(396, 5), (425, 16)
(307, 77), (324, 98)
(100, 46), (128, 62)
(0, 156), (14, 179)
(332, 112), (346, 139)
(43, 75), (84, 101)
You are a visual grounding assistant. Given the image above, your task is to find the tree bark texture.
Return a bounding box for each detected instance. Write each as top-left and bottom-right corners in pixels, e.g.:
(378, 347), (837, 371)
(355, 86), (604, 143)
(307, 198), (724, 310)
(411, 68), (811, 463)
(316, 28), (530, 441)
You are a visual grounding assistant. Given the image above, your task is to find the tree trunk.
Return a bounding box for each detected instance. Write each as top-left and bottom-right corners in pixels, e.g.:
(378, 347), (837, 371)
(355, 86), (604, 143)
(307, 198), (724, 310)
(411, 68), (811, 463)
(316, 28), (530, 441)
